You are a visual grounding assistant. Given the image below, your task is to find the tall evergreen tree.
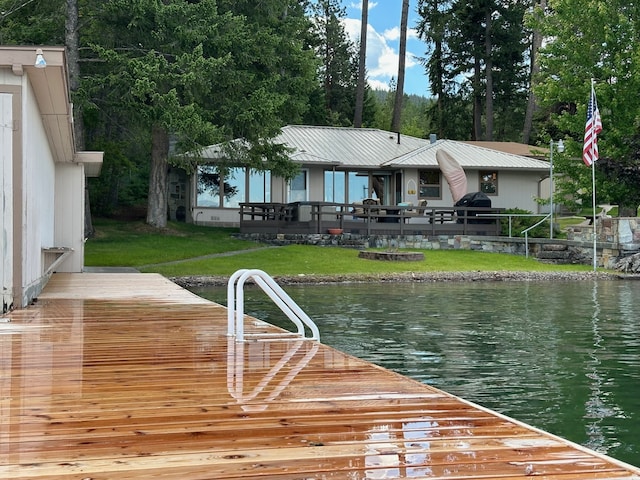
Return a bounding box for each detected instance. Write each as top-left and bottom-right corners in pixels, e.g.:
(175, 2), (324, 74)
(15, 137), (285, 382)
(308, 0), (358, 126)
(81, 0), (316, 227)
(417, 0), (530, 140)
(522, 0), (546, 144)
(416, 0), (458, 138)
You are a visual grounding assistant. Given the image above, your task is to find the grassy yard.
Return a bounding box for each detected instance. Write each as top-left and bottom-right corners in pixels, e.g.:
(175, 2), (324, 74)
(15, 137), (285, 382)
(84, 218), (596, 277)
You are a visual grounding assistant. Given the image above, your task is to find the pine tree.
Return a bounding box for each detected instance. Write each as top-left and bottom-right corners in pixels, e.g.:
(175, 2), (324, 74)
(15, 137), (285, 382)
(308, 0), (358, 126)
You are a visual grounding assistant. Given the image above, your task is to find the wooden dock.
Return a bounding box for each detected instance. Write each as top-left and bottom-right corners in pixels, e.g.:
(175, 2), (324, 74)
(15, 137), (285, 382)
(1, 272), (639, 479)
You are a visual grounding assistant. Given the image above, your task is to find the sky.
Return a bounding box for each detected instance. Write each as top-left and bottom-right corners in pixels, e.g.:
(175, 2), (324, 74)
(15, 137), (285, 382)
(341, 0), (430, 97)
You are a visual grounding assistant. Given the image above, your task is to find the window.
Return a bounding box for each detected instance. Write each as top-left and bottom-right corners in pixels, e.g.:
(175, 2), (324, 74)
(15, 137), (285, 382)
(249, 170), (271, 203)
(348, 172), (370, 202)
(480, 171), (498, 195)
(324, 171), (346, 203)
(288, 170), (308, 202)
(196, 165), (221, 207)
(325, 170), (397, 204)
(223, 168), (246, 209)
(419, 170), (441, 199)
(196, 166), (270, 207)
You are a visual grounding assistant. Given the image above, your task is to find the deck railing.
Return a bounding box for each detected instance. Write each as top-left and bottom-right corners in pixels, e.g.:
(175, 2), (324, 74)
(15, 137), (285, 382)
(239, 201), (503, 236)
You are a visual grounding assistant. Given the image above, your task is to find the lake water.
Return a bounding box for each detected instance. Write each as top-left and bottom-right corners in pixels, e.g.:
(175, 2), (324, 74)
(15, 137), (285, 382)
(190, 279), (640, 467)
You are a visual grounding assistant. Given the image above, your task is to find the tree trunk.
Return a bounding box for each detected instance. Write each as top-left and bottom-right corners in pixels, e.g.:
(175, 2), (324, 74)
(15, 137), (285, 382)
(484, 10), (493, 140)
(432, 38), (444, 138)
(65, 0), (82, 149)
(391, 0), (409, 133)
(522, 0), (545, 144)
(65, 0), (95, 238)
(146, 125), (169, 228)
(472, 57), (482, 140)
(353, 0), (368, 128)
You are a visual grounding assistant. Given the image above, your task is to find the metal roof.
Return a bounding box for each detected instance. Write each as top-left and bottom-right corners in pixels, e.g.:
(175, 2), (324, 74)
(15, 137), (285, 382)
(197, 125), (550, 172)
(279, 127), (550, 171)
(277, 125), (429, 167)
(386, 139), (551, 171)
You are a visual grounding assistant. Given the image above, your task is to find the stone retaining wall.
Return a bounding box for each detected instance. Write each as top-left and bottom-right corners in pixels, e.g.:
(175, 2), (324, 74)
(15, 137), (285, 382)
(567, 217), (640, 249)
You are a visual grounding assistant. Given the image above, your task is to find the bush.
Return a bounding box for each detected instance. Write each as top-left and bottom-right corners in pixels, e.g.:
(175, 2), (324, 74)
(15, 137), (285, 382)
(501, 208), (550, 238)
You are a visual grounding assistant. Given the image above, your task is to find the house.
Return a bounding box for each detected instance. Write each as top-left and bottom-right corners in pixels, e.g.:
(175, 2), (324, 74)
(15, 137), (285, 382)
(1, 46), (103, 312)
(180, 125), (551, 228)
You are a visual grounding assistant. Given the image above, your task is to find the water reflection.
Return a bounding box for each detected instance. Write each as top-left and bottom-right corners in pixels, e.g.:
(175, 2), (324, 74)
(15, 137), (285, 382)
(227, 337), (319, 410)
(191, 279), (640, 466)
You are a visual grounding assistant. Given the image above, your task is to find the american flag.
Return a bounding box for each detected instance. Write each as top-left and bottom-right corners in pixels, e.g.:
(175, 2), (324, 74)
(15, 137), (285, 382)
(583, 84), (602, 166)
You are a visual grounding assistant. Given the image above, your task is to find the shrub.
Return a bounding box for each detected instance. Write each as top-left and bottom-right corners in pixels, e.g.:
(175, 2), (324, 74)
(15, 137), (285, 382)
(501, 208), (550, 238)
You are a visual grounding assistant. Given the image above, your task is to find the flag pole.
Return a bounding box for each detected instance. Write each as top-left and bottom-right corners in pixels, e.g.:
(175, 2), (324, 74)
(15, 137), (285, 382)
(590, 78), (597, 271)
(583, 78), (601, 270)
(591, 147), (597, 271)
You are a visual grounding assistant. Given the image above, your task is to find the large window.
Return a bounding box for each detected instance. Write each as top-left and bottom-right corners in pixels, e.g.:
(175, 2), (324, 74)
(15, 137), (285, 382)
(288, 170), (308, 202)
(480, 171), (498, 195)
(324, 171), (346, 203)
(419, 170), (441, 199)
(348, 172), (371, 203)
(324, 170), (397, 204)
(196, 166), (270, 207)
(249, 170), (271, 203)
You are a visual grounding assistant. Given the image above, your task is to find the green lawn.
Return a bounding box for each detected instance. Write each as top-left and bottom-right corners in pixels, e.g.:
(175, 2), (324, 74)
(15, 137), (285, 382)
(84, 219), (596, 277)
(84, 218), (259, 267)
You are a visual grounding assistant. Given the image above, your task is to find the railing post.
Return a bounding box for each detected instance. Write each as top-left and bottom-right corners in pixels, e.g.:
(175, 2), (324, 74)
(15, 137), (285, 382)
(227, 269), (249, 336)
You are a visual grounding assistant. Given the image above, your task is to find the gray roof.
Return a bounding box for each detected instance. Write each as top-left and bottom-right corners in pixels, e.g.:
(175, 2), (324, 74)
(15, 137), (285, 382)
(197, 125), (551, 171)
(388, 139), (551, 170)
(277, 125), (429, 167)
(279, 126), (550, 171)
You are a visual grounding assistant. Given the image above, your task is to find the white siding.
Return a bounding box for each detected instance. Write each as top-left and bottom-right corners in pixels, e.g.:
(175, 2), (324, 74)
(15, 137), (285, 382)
(470, 170), (542, 212)
(20, 75), (55, 296)
(1, 93), (13, 312)
(55, 163), (85, 272)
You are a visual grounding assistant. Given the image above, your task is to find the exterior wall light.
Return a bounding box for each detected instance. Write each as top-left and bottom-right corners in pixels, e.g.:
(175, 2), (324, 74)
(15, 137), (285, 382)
(34, 48), (46, 68)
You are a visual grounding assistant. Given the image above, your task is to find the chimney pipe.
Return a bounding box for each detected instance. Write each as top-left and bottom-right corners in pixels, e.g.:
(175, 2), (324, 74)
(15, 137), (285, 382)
(397, 131), (400, 144)
(429, 133), (437, 144)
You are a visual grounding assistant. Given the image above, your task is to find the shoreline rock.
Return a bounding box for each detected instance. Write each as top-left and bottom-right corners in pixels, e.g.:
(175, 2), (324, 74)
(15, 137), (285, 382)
(171, 270), (624, 288)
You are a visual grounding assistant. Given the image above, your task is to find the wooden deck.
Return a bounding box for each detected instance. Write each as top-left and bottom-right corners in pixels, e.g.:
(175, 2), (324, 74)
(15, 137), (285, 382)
(1, 272), (639, 479)
(239, 202), (503, 236)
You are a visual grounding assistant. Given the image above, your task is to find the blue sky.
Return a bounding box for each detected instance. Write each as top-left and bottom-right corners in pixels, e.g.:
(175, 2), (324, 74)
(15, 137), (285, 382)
(341, 0), (430, 97)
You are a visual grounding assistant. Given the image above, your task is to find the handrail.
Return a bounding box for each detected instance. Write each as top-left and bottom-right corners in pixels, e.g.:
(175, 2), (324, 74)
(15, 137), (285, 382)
(523, 213), (551, 258)
(476, 213), (547, 237)
(227, 269), (320, 342)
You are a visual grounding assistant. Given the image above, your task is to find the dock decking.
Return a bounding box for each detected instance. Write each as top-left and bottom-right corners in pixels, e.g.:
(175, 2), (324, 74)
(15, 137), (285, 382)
(1, 273), (639, 479)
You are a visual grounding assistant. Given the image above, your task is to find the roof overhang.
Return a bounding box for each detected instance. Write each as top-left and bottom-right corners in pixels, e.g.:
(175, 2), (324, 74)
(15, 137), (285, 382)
(0, 46), (103, 176)
(74, 151), (104, 177)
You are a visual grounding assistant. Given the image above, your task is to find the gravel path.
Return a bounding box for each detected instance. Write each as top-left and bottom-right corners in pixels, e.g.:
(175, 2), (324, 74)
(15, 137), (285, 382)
(171, 270), (625, 288)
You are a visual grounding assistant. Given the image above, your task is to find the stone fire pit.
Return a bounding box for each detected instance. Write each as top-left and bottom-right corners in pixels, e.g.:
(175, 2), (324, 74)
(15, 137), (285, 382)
(358, 250), (425, 261)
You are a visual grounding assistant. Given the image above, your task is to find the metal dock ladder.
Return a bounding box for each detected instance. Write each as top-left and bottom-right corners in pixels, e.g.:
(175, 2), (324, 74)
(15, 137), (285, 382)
(227, 269), (320, 342)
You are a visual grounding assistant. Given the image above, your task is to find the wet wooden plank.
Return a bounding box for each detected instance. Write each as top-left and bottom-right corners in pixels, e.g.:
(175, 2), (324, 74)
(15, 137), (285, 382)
(1, 273), (639, 479)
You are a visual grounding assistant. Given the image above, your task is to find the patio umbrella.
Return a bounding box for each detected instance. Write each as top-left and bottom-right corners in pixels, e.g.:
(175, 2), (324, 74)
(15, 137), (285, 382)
(436, 149), (468, 203)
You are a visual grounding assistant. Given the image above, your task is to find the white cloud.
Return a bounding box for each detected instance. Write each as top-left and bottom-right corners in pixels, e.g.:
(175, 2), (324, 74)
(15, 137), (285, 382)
(368, 78), (392, 91)
(349, 1), (379, 11)
(383, 26), (400, 41)
(384, 26), (419, 42)
(343, 18), (419, 90)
